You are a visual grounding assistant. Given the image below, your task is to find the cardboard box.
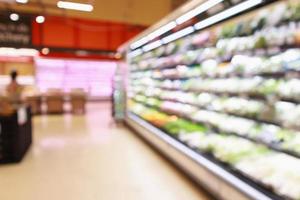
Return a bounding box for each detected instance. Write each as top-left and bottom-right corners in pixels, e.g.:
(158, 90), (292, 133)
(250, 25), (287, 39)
(45, 89), (64, 114)
(70, 89), (86, 114)
(25, 95), (42, 115)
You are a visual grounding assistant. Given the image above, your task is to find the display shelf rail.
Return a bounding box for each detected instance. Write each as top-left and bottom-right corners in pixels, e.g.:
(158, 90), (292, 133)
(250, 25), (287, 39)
(131, 70), (300, 80)
(131, 83), (300, 105)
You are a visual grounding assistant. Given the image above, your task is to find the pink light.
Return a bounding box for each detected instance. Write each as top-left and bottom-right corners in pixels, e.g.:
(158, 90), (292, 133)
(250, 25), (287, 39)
(35, 58), (117, 97)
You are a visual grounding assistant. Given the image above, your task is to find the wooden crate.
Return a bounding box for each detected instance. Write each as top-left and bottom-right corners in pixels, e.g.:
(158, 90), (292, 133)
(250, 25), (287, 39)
(25, 95), (42, 115)
(45, 89), (65, 114)
(70, 89), (86, 114)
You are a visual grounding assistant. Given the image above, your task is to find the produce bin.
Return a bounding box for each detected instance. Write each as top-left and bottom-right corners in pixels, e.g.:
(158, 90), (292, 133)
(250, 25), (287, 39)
(25, 95), (42, 115)
(45, 89), (64, 114)
(70, 89), (86, 114)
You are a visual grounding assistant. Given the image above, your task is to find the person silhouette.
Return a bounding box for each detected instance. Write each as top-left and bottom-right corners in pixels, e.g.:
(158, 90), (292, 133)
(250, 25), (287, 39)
(6, 70), (23, 105)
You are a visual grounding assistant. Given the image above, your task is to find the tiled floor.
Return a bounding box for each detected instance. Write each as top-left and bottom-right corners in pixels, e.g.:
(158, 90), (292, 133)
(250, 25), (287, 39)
(0, 103), (212, 200)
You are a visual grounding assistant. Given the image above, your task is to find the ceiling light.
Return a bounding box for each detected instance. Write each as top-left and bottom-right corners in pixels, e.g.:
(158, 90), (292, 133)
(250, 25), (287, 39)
(10, 13), (19, 21)
(129, 0), (260, 50)
(130, 37), (149, 50)
(142, 40), (162, 52)
(41, 48), (50, 55)
(162, 26), (194, 44)
(195, 0), (263, 30)
(16, 0), (28, 3)
(36, 15), (45, 24)
(130, 22), (177, 50)
(147, 21), (177, 41)
(57, 1), (94, 12)
(176, 0), (224, 24)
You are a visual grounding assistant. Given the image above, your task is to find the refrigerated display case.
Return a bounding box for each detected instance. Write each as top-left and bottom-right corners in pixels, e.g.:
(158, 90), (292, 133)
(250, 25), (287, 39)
(124, 0), (300, 200)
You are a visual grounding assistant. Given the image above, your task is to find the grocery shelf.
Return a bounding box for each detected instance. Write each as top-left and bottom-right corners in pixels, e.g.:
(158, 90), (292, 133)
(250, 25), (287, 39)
(130, 44), (300, 73)
(126, 113), (277, 200)
(131, 83), (300, 105)
(131, 99), (300, 160)
(134, 95), (280, 125)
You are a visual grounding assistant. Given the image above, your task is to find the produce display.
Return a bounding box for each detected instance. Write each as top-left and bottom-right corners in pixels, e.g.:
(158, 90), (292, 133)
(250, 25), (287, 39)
(128, 1), (300, 200)
(129, 102), (300, 199)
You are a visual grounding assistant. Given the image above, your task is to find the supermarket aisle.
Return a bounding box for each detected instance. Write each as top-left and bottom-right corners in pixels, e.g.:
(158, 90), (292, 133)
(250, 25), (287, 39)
(0, 103), (211, 200)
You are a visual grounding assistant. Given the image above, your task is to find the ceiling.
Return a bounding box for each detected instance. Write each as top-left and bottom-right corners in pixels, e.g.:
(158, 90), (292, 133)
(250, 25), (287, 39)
(0, 0), (177, 25)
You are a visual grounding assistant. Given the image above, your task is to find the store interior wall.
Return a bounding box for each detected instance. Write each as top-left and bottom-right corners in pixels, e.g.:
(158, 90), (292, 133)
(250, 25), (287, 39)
(0, 57), (118, 99)
(0, 0), (189, 99)
(31, 16), (145, 51)
(35, 58), (117, 98)
(0, 61), (34, 76)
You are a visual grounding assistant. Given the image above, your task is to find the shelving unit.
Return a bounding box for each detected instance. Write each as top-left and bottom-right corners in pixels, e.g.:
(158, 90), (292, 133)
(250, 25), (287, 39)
(124, 0), (300, 199)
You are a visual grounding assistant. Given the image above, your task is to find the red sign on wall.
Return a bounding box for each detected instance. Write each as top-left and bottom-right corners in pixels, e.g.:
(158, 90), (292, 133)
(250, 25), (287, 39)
(32, 16), (146, 52)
